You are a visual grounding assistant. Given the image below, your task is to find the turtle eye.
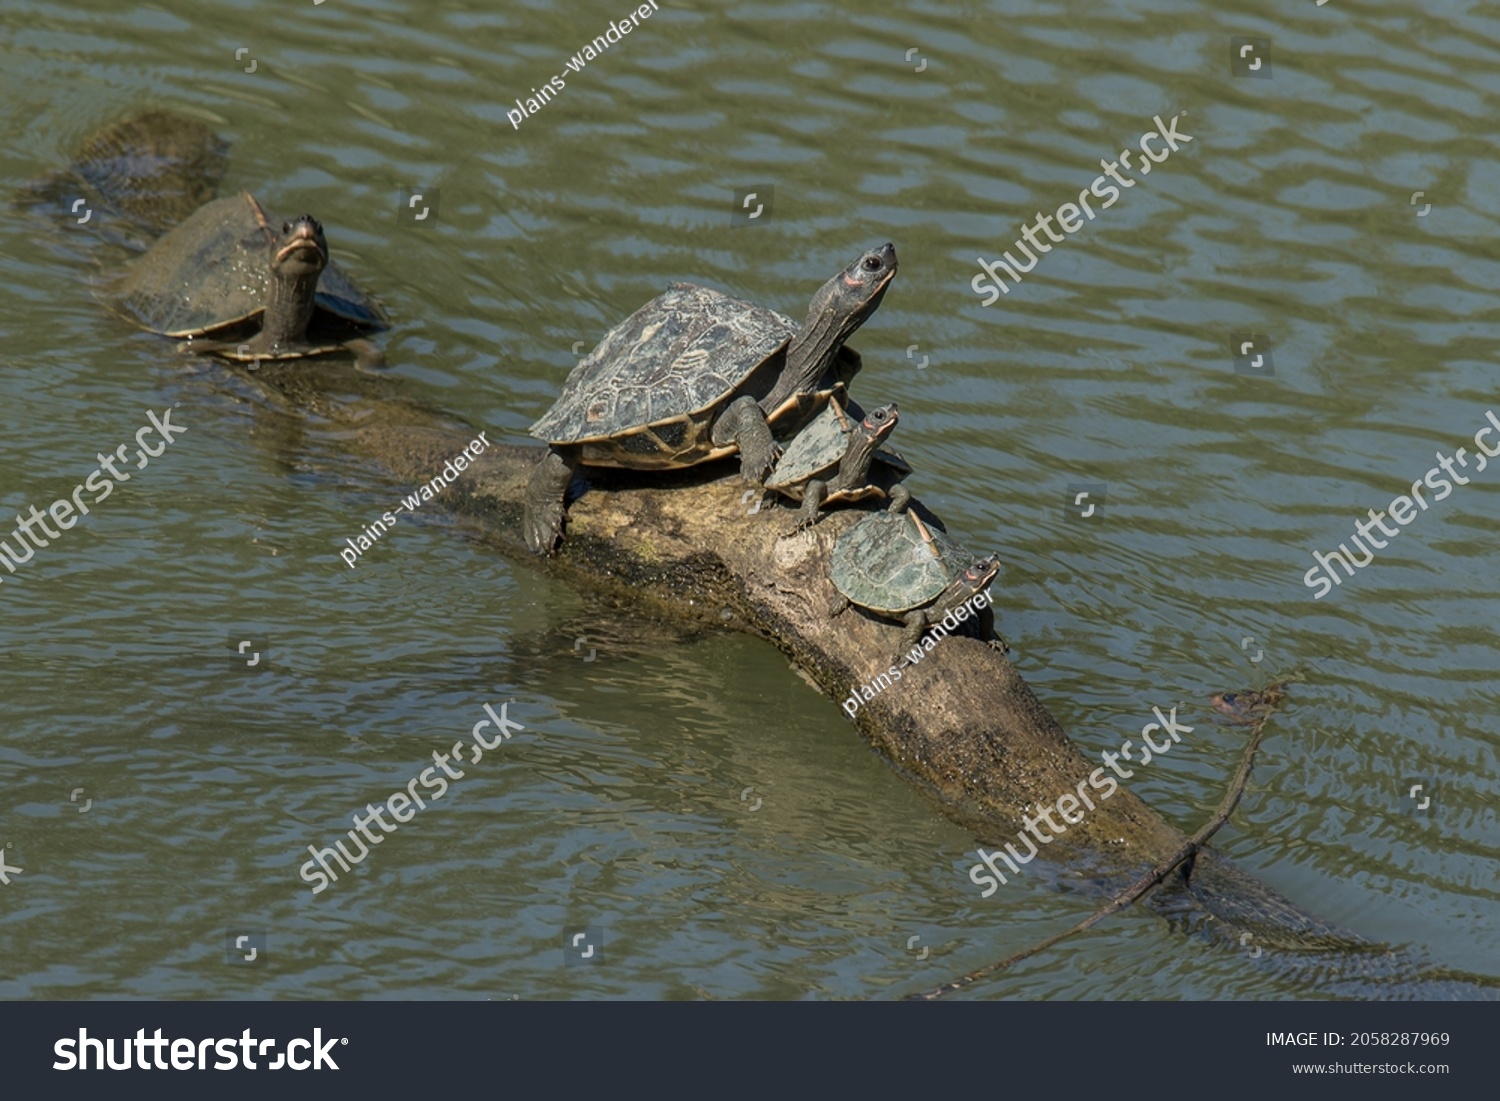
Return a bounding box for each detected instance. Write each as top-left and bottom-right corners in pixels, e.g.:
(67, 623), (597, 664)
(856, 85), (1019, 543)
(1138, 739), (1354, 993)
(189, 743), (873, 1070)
(862, 256), (882, 271)
(281, 221), (291, 233)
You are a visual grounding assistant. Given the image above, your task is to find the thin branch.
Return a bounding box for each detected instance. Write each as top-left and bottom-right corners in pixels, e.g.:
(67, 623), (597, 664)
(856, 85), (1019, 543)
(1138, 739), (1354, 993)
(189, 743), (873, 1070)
(908, 678), (1293, 1001)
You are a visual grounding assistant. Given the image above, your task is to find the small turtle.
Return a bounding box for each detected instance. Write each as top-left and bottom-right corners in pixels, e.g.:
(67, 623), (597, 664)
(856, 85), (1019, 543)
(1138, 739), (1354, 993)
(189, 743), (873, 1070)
(108, 191), (387, 368)
(764, 399), (911, 532)
(829, 509), (1007, 660)
(523, 243), (898, 554)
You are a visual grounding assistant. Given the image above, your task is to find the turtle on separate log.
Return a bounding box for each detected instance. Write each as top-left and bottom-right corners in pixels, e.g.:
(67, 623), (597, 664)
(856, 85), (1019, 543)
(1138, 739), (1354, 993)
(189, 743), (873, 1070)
(829, 509), (1007, 661)
(763, 398), (911, 532)
(522, 243), (899, 555)
(107, 191), (388, 369)
(16, 109), (228, 248)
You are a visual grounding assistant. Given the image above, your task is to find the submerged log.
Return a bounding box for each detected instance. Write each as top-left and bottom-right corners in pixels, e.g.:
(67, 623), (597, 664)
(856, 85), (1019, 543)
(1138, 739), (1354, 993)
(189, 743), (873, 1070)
(231, 364), (1500, 997)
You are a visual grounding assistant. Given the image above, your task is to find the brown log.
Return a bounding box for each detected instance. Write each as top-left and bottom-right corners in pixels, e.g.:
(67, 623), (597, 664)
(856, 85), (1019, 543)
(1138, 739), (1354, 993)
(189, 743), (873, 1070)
(259, 363), (1496, 998)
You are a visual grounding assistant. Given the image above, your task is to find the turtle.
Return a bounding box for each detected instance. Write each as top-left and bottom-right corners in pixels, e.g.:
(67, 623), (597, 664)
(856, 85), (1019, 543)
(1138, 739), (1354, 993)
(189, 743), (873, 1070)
(522, 242), (898, 554)
(829, 509), (1007, 661)
(107, 190), (387, 369)
(16, 109), (228, 248)
(763, 398), (912, 532)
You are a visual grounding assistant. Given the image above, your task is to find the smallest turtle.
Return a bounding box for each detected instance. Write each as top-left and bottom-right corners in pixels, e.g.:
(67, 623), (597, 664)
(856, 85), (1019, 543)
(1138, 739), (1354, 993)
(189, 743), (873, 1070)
(829, 509), (1007, 661)
(764, 398), (912, 533)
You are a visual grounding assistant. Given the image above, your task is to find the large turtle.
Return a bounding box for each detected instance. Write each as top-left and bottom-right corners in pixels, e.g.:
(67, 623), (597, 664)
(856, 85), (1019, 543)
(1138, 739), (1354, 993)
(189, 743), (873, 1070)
(523, 243), (899, 554)
(108, 191), (387, 368)
(764, 398), (911, 532)
(829, 509), (1007, 661)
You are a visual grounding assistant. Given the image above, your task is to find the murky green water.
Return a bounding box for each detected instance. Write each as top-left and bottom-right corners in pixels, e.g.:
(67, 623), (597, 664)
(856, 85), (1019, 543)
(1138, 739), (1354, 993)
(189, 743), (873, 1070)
(1, 0), (1495, 999)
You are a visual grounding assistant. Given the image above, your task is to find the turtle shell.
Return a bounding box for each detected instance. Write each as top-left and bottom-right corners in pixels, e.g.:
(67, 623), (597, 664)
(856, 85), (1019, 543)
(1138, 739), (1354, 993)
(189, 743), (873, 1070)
(766, 400), (911, 499)
(109, 191), (387, 337)
(529, 282), (796, 468)
(830, 510), (967, 615)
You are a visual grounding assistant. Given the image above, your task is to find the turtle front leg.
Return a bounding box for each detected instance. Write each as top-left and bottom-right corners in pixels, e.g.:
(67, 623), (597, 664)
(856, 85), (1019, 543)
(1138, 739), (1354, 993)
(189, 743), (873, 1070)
(712, 394), (781, 483)
(885, 484), (911, 514)
(523, 446), (579, 555)
(183, 332), (287, 370)
(792, 481), (829, 532)
(178, 336), (255, 366)
(342, 337), (386, 371)
(898, 611), (930, 659)
(976, 604), (1010, 655)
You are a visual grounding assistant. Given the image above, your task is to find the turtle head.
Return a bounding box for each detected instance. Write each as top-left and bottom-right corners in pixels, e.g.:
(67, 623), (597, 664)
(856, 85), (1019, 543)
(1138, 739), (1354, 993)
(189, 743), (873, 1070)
(859, 402), (899, 445)
(776, 243), (898, 403)
(836, 401), (900, 483)
(272, 215), (328, 279)
(832, 242), (898, 310)
(260, 214), (327, 349)
(810, 242), (896, 344)
(961, 554), (1001, 592)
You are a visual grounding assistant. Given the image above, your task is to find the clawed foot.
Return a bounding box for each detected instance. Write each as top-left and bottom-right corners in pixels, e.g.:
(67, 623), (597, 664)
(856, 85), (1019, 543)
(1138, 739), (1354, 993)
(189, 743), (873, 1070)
(741, 444), (782, 484)
(344, 337), (385, 371)
(987, 636), (1011, 656)
(523, 500), (567, 556)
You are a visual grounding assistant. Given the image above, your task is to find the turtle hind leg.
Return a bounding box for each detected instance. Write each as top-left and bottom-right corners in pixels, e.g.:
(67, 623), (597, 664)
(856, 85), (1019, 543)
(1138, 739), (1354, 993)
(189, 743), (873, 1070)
(712, 395), (781, 483)
(523, 446), (579, 555)
(885, 484), (912, 514)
